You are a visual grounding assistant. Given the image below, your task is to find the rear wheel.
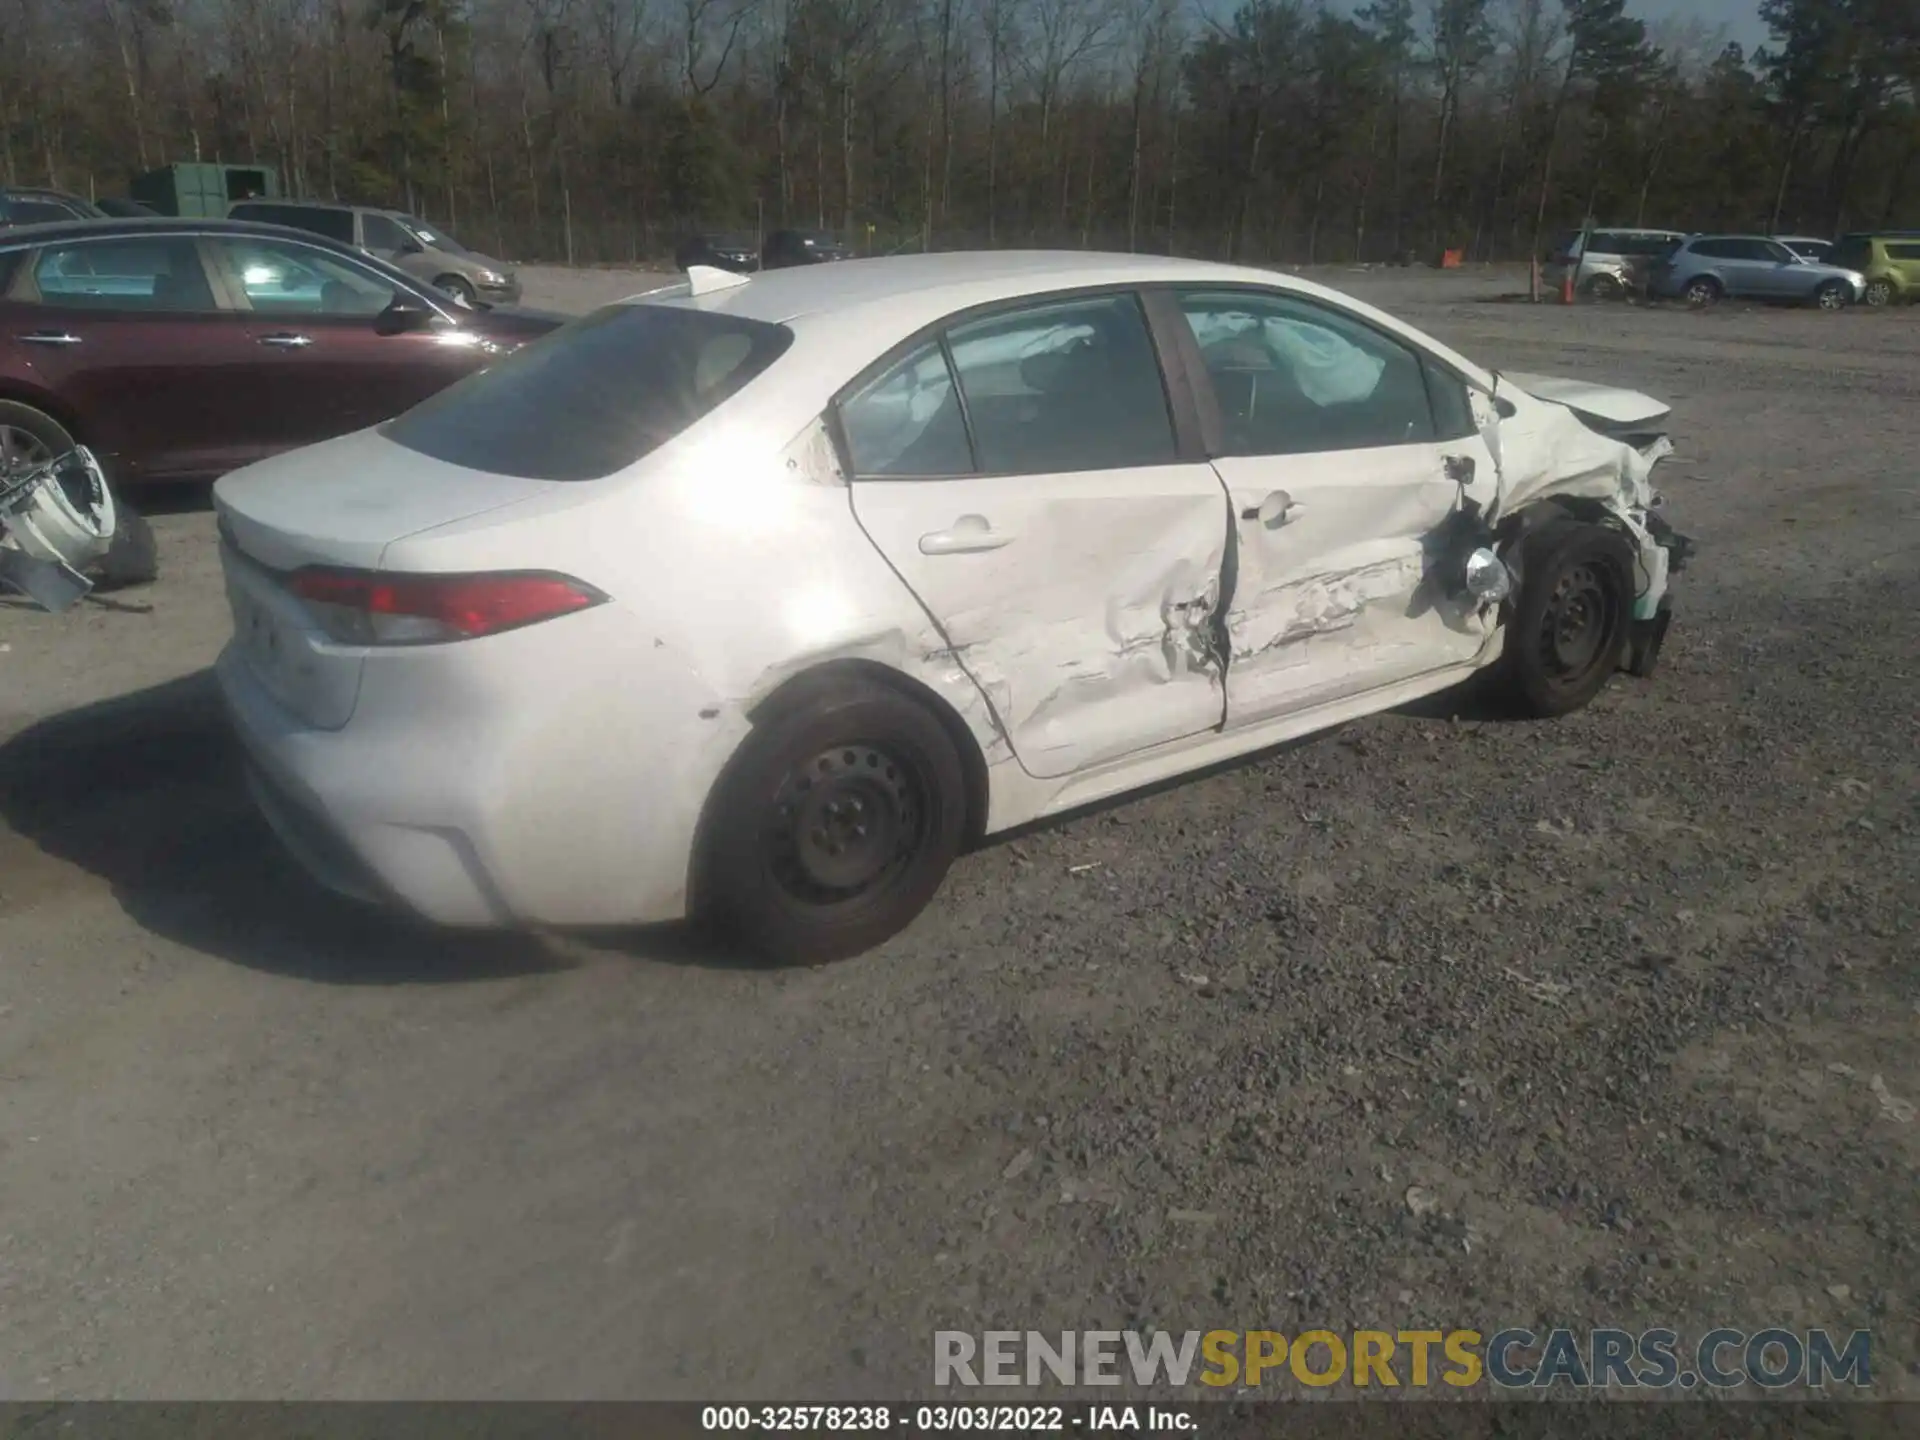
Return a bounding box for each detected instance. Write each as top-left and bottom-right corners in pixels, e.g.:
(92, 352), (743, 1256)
(1499, 519), (1635, 719)
(1585, 272), (1627, 301)
(699, 679), (967, 964)
(1865, 278), (1895, 307)
(0, 399), (156, 589)
(1814, 279), (1851, 311)
(1684, 276), (1721, 308)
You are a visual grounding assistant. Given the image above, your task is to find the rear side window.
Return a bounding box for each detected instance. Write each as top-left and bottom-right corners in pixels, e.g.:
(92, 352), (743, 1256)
(236, 204), (355, 244)
(383, 303), (793, 482)
(1689, 238), (1737, 259)
(29, 237), (216, 311)
(944, 294), (1177, 474)
(1588, 232), (1628, 255)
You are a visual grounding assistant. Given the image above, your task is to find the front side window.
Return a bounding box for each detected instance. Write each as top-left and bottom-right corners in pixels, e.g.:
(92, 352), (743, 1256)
(29, 237), (216, 311)
(383, 302), (793, 482)
(1886, 242), (1920, 262)
(943, 293), (1176, 474)
(1179, 290), (1436, 456)
(838, 341), (972, 477)
(361, 213), (411, 253)
(399, 215), (470, 256)
(206, 236), (398, 317)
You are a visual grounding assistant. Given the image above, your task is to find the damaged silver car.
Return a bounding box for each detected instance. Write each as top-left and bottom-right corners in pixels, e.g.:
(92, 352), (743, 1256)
(212, 252), (1693, 964)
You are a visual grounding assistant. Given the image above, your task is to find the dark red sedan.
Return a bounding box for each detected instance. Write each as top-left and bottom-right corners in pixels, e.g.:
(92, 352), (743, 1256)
(0, 217), (561, 487)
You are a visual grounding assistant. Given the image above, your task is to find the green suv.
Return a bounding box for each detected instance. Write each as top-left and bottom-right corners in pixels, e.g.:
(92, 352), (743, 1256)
(1833, 233), (1920, 306)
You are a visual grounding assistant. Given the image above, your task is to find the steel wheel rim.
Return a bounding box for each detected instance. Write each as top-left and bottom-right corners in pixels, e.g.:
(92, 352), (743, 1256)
(767, 743), (925, 903)
(1686, 282), (1714, 306)
(1539, 563), (1615, 679)
(0, 424), (53, 477)
(1818, 285), (1845, 310)
(1866, 282), (1891, 307)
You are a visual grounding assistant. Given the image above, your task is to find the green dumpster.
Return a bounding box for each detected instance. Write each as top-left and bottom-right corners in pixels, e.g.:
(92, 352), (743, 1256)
(128, 163), (282, 218)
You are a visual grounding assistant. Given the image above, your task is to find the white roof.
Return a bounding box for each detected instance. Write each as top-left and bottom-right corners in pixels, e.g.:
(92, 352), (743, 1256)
(617, 249), (1495, 444)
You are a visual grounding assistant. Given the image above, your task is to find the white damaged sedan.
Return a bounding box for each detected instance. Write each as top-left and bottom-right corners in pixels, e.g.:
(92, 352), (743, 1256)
(213, 251), (1693, 962)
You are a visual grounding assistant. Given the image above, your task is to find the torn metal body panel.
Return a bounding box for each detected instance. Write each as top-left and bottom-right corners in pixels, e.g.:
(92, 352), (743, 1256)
(1484, 373), (1689, 632)
(0, 445), (115, 612)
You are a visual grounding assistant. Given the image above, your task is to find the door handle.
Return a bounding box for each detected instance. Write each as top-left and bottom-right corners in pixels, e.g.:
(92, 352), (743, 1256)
(257, 333), (314, 348)
(18, 331), (81, 346)
(918, 516), (1012, 555)
(1241, 490), (1302, 525)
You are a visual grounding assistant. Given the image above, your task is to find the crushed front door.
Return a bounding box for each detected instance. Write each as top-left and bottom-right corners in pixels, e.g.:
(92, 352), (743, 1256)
(1172, 286), (1501, 726)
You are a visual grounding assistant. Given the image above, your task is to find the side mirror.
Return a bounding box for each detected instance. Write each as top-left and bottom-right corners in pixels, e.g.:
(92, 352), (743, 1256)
(373, 298), (439, 336)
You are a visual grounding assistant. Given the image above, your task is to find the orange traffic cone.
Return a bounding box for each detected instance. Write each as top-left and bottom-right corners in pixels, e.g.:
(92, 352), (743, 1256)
(1561, 270), (1576, 304)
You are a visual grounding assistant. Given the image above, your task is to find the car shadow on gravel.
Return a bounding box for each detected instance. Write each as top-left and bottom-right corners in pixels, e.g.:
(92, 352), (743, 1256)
(0, 669), (568, 985)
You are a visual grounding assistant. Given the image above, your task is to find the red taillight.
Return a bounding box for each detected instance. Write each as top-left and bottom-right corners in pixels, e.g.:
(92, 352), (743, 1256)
(286, 567), (606, 646)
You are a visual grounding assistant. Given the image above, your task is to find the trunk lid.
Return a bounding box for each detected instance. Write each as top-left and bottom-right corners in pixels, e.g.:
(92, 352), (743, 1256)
(215, 426), (555, 571)
(214, 427), (557, 729)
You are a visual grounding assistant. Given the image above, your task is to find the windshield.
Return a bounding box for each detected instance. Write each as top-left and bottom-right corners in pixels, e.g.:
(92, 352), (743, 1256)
(382, 303), (794, 482)
(398, 215), (474, 257)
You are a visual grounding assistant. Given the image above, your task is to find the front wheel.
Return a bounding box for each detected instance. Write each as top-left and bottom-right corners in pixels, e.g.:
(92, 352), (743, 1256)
(1814, 280), (1851, 311)
(435, 274), (477, 307)
(698, 679), (968, 964)
(1865, 279), (1895, 307)
(1498, 520), (1635, 719)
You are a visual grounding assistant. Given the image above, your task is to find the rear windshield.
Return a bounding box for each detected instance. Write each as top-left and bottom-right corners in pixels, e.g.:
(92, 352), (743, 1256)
(382, 303), (794, 482)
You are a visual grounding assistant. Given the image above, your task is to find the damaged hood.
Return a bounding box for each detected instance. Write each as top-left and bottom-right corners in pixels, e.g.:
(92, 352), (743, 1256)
(1487, 377), (1673, 522)
(1502, 372), (1671, 431)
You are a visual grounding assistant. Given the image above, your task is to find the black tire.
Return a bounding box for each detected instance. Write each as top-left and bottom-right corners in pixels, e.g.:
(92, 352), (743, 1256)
(95, 503), (158, 589)
(1684, 276), (1721, 308)
(698, 679), (968, 964)
(1499, 519), (1635, 719)
(0, 399), (157, 589)
(435, 274), (476, 306)
(1814, 279), (1850, 311)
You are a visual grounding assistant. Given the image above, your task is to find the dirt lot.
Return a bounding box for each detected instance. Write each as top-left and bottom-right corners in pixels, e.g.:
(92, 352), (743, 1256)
(1, 264), (1915, 1401)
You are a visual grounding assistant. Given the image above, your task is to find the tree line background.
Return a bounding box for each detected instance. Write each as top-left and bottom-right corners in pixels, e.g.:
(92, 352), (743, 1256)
(4, 0), (1918, 266)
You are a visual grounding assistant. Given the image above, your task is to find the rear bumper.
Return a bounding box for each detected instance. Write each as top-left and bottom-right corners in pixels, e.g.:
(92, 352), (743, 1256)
(215, 622), (736, 929)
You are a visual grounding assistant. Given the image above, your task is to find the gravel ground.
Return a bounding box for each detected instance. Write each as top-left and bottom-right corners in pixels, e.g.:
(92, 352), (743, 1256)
(0, 263), (1916, 1400)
